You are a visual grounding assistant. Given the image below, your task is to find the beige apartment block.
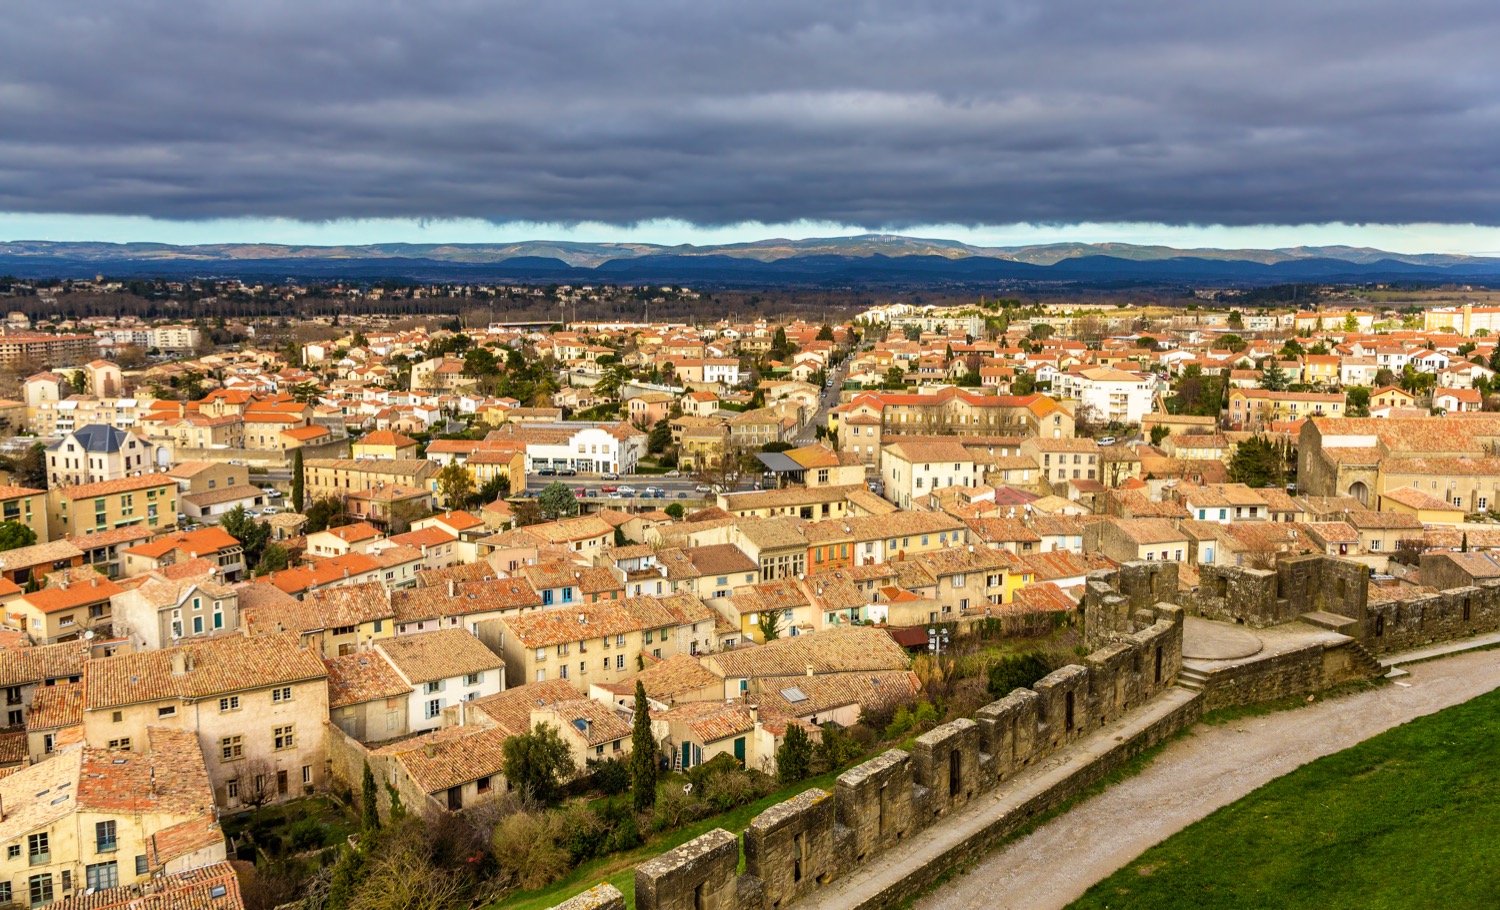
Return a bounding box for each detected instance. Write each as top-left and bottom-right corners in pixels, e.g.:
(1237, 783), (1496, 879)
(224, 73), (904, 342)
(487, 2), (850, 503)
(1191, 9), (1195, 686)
(82, 633), (329, 809)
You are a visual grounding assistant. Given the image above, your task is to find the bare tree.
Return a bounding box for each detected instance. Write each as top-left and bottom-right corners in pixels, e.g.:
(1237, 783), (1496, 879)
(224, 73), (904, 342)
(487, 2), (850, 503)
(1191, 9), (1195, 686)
(237, 758), (278, 809)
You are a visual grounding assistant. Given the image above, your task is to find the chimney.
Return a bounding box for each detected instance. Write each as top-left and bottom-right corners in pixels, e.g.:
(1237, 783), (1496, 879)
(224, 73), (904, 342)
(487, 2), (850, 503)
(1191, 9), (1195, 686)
(805, 663), (814, 677)
(91, 575), (99, 587)
(171, 650), (188, 676)
(448, 579), (456, 597)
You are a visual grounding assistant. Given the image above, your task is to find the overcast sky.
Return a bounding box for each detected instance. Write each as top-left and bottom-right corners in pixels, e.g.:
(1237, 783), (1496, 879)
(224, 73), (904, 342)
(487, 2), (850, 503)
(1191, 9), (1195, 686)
(3, 0), (1499, 251)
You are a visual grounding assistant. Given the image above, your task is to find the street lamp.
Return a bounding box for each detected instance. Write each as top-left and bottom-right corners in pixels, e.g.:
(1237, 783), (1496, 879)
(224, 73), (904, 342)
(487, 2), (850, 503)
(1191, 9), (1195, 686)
(927, 626), (950, 659)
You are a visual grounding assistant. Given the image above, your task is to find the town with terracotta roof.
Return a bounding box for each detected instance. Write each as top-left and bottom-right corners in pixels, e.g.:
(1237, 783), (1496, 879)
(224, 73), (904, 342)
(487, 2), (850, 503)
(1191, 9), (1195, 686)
(1, 293), (1500, 908)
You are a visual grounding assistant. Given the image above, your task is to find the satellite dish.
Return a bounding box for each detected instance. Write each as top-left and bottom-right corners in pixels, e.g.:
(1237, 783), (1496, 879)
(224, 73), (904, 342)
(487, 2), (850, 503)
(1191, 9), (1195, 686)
(84, 630), (95, 640)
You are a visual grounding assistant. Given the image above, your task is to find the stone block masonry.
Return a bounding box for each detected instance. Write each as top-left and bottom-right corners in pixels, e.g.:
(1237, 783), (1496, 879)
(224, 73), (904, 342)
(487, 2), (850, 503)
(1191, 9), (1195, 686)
(560, 590), (1188, 910)
(544, 557), (1500, 910)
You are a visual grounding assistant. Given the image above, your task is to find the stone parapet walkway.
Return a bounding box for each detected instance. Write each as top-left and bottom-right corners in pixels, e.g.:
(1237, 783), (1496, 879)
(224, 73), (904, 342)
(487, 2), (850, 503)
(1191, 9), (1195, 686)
(915, 647), (1500, 910)
(795, 686), (1204, 910)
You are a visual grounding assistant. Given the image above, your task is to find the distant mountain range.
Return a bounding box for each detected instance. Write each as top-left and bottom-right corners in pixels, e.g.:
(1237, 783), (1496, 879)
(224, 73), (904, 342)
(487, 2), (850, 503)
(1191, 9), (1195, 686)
(3, 235), (1499, 285)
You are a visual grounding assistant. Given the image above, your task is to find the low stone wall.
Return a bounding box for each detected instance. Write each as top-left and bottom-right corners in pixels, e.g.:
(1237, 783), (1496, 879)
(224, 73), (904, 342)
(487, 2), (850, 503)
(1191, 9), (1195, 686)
(550, 885), (625, 910)
(1189, 642), (1328, 712)
(545, 601), (1189, 910)
(1363, 582), (1500, 655)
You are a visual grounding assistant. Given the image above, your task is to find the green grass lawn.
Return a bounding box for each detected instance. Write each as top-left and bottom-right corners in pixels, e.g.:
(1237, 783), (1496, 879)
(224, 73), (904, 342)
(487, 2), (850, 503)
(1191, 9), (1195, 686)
(1069, 687), (1500, 910)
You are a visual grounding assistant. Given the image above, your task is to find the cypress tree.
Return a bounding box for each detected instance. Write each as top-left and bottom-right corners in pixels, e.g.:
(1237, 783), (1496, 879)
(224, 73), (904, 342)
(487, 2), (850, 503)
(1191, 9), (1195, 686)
(360, 761), (380, 832)
(630, 681), (657, 813)
(291, 448), (305, 512)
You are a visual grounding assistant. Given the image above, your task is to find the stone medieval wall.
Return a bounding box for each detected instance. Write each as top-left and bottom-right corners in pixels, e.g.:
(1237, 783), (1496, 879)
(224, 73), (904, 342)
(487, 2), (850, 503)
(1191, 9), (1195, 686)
(544, 593), (1191, 910)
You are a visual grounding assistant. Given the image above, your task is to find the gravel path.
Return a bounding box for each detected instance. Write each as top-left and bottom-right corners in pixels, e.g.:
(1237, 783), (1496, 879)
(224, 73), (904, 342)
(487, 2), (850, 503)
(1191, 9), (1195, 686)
(917, 649), (1500, 910)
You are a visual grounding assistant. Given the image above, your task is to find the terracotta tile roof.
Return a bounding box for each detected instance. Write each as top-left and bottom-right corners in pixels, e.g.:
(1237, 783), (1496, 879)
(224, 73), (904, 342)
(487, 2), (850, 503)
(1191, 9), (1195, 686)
(1379, 486), (1463, 511)
(0, 538), (85, 567)
(312, 522), (383, 544)
(0, 750), (87, 851)
(1345, 510), (1425, 531)
(26, 679), (84, 730)
(427, 510), (485, 532)
(687, 543), (758, 577)
(54, 474), (178, 500)
(540, 698), (632, 746)
(77, 727), (217, 816)
(518, 515), (614, 545)
(467, 679), (581, 735)
(21, 568), (122, 613)
(1011, 582), (1082, 613)
(657, 700), (756, 743)
(146, 819), (231, 875)
(244, 579), (393, 633)
(84, 631), (327, 710)
(70, 525), (156, 551)
(704, 626), (911, 679)
(600, 652), (722, 702)
(500, 596), (682, 649)
(50, 862), (242, 910)
(387, 526), (458, 549)
(124, 527), (242, 559)
(392, 576), (542, 622)
(183, 484), (269, 508)
(358, 429), (419, 447)
(754, 669), (922, 718)
(376, 628), (503, 685)
(965, 517), (1042, 545)
(0, 639), (90, 687)
(264, 552), (383, 594)
(375, 724), (510, 793)
(1009, 550), (1115, 581)
(325, 651), (411, 708)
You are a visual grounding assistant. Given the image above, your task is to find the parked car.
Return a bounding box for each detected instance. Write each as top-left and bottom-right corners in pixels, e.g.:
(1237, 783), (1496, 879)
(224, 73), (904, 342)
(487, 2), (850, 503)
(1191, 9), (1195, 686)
(557, 468), (577, 476)
(645, 486), (665, 497)
(602, 471), (620, 480)
(617, 485), (637, 496)
(574, 488), (587, 498)
(268, 489), (284, 499)
(677, 492), (689, 499)
(694, 484), (713, 493)
(538, 468), (557, 476)
(1097, 436), (1117, 446)
(262, 506), (281, 514)
(601, 485), (619, 493)
(608, 492), (623, 499)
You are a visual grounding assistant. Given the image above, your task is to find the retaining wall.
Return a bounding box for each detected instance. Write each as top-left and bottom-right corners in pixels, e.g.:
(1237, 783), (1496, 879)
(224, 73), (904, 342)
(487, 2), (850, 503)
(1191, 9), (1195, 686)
(544, 598), (1188, 910)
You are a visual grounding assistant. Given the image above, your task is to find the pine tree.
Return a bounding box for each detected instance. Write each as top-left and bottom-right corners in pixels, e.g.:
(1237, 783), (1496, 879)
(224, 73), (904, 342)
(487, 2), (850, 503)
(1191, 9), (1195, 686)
(291, 448), (305, 512)
(630, 681), (658, 813)
(360, 761), (380, 832)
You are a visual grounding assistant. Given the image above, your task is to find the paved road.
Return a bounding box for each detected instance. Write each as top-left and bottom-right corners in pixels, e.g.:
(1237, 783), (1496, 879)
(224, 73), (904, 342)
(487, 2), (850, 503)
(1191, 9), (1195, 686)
(796, 356), (852, 445)
(917, 648), (1500, 910)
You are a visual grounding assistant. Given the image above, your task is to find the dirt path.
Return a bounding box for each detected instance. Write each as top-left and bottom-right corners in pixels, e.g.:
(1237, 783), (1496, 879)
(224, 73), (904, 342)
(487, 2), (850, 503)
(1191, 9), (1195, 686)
(918, 648), (1500, 910)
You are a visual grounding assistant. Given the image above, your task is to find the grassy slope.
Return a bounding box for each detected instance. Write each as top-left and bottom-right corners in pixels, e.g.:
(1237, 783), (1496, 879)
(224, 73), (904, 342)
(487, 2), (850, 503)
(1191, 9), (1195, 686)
(1069, 687), (1500, 910)
(491, 770), (841, 910)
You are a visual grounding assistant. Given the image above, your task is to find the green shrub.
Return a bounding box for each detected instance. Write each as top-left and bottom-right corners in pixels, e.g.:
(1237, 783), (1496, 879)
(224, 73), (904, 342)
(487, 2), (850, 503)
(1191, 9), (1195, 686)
(586, 757), (631, 795)
(987, 651), (1055, 697)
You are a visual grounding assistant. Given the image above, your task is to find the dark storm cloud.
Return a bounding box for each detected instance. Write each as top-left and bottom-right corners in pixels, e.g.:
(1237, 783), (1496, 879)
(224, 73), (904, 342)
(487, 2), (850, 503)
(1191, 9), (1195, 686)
(2, 0), (1499, 227)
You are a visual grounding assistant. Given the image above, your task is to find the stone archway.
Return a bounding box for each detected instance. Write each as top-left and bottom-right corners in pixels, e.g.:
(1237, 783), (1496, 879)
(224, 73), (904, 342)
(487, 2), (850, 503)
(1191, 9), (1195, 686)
(1348, 481), (1369, 506)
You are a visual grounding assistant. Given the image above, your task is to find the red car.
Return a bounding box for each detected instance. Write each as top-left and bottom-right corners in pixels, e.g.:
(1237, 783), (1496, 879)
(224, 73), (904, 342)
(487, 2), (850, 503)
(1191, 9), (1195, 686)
(600, 485), (618, 493)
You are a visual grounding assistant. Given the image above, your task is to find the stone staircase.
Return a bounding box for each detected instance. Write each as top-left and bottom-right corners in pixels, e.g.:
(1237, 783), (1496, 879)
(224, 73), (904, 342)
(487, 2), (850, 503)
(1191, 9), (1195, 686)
(1175, 666), (1209, 693)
